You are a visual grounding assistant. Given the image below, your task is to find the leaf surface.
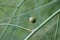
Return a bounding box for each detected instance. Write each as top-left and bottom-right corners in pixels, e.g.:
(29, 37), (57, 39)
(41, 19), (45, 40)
(0, 0), (60, 40)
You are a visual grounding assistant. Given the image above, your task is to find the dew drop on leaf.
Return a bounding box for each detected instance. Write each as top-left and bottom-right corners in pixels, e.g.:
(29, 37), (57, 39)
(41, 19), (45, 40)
(29, 17), (36, 23)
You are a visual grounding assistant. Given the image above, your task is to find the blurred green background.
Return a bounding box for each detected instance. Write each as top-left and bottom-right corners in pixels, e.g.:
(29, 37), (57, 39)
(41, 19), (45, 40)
(0, 0), (60, 40)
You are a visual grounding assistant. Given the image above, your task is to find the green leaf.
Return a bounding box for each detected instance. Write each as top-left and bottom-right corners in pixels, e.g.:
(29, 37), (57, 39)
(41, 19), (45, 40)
(0, 0), (60, 40)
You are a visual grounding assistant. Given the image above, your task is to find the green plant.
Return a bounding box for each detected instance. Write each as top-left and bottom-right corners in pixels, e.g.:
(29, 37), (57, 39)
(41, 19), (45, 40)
(0, 0), (60, 40)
